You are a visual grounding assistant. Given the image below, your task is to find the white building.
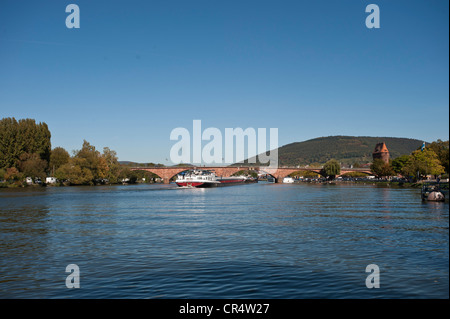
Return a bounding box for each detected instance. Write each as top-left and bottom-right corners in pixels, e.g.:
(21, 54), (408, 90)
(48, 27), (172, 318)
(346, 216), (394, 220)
(46, 177), (57, 184)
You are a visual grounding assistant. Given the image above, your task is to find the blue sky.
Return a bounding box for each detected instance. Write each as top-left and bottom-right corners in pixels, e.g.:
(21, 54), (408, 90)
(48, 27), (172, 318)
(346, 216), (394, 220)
(1, 0), (448, 163)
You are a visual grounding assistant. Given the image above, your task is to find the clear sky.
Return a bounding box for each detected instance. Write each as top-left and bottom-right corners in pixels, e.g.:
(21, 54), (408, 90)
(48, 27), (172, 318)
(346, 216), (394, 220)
(1, 0), (448, 163)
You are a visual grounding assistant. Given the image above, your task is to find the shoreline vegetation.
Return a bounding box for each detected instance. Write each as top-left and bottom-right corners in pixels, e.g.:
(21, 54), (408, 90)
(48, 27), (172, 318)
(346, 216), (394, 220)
(2, 177), (448, 190)
(259, 176), (449, 188)
(0, 117), (449, 189)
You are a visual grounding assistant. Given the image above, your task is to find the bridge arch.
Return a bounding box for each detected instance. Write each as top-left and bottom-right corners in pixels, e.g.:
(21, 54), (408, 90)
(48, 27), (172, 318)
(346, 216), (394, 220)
(129, 167), (192, 184)
(286, 169), (323, 178)
(259, 167), (324, 183)
(230, 169), (258, 177)
(338, 170), (373, 177)
(129, 166), (259, 183)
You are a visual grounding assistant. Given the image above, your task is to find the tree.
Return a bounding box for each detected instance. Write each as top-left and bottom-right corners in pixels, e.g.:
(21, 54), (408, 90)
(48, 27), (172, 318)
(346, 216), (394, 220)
(427, 140), (449, 173)
(391, 155), (410, 174)
(53, 141), (127, 185)
(370, 159), (394, 178)
(73, 140), (108, 182)
(117, 167), (138, 183)
(55, 158), (94, 185)
(321, 159), (341, 180)
(0, 118), (22, 169)
(18, 153), (48, 180)
(102, 147), (121, 183)
(0, 117), (51, 170)
(403, 148), (445, 180)
(50, 147), (70, 174)
(4, 167), (22, 182)
(54, 141), (106, 185)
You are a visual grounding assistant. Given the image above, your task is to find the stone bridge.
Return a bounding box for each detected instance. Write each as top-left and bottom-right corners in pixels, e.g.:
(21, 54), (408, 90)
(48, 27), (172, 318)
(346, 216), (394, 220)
(259, 167), (372, 182)
(130, 166), (372, 184)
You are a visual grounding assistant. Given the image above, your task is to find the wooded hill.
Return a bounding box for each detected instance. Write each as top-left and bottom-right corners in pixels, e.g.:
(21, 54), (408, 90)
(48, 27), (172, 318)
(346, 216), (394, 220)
(245, 136), (424, 166)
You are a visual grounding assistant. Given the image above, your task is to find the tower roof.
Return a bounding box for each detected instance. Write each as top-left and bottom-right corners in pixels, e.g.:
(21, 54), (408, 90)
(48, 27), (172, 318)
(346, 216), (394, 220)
(373, 142), (389, 154)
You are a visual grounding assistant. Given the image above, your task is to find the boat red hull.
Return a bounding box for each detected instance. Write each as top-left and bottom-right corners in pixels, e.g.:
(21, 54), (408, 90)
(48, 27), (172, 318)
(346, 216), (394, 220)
(176, 178), (256, 188)
(175, 182), (207, 187)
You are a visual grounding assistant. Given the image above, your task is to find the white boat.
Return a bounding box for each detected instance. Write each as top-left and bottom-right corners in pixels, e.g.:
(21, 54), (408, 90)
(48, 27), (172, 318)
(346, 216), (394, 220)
(176, 170), (256, 188)
(283, 177), (295, 183)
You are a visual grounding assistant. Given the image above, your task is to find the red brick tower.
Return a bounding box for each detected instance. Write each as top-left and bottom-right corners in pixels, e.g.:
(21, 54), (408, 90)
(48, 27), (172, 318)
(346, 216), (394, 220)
(372, 142), (390, 164)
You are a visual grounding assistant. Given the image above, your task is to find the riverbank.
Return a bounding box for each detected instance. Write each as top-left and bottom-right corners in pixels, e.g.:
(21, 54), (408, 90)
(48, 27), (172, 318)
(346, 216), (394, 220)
(2, 179), (449, 191)
(0, 180), (165, 188)
(316, 180), (443, 188)
(291, 179), (450, 189)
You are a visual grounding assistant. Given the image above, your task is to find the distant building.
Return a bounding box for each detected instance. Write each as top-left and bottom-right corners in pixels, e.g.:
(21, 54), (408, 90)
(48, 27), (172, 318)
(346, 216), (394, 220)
(373, 142), (390, 164)
(46, 177), (57, 184)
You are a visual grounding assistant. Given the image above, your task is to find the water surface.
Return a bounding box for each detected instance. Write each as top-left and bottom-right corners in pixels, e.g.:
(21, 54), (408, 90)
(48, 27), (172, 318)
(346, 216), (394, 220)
(0, 183), (448, 298)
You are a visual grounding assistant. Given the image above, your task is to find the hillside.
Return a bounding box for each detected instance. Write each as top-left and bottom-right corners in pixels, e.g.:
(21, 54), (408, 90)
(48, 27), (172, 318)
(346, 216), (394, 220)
(121, 136), (425, 167)
(245, 136), (424, 166)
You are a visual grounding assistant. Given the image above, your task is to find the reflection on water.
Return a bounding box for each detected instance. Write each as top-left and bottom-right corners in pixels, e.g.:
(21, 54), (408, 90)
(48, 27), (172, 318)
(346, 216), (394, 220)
(0, 183), (448, 298)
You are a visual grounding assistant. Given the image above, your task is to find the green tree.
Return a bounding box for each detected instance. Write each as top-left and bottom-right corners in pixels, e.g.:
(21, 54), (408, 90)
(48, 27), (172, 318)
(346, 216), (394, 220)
(17, 119), (51, 163)
(427, 140), (449, 173)
(321, 159), (341, 180)
(102, 147), (121, 183)
(370, 159), (395, 178)
(73, 140), (108, 182)
(117, 167), (138, 183)
(49, 147), (70, 174)
(391, 155), (410, 174)
(55, 140), (111, 185)
(18, 153), (48, 180)
(403, 148), (445, 180)
(0, 118), (22, 169)
(0, 117), (51, 170)
(55, 158), (95, 185)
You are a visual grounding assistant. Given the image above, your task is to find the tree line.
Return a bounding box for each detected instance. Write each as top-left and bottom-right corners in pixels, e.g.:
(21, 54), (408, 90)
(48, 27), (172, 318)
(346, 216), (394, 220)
(1, 117), (448, 185)
(370, 140), (448, 181)
(0, 118), (51, 183)
(0, 118), (159, 186)
(52, 141), (160, 185)
(316, 140), (449, 181)
(286, 140), (448, 181)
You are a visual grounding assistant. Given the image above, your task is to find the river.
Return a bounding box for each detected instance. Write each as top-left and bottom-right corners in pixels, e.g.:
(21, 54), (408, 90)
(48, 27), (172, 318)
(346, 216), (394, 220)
(0, 182), (448, 298)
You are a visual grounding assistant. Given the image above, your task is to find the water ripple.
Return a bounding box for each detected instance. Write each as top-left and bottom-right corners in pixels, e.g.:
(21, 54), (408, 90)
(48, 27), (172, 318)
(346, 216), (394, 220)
(0, 183), (448, 298)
